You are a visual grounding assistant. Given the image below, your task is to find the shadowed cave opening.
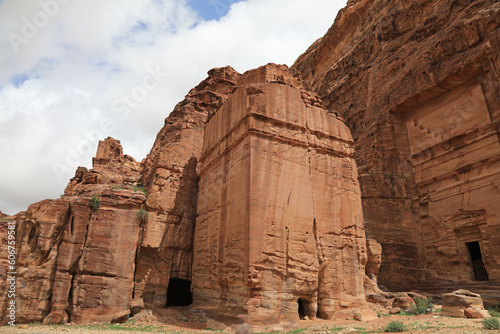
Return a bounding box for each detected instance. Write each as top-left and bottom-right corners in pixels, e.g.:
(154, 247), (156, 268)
(298, 298), (309, 319)
(166, 279), (193, 307)
(466, 241), (489, 281)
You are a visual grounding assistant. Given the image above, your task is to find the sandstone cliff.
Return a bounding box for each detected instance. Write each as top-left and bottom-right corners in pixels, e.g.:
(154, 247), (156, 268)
(193, 64), (368, 324)
(0, 63), (374, 325)
(0, 137), (145, 324)
(293, 0), (500, 298)
(0, 67), (241, 324)
(3, 0), (499, 326)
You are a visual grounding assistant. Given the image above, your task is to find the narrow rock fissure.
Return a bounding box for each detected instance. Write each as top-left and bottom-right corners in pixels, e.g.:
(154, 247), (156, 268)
(70, 216), (74, 236)
(131, 207), (147, 300)
(285, 226), (290, 275)
(306, 146), (328, 319)
(66, 274), (77, 323)
(64, 215), (91, 321)
(44, 204), (73, 323)
(312, 219), (324, 265)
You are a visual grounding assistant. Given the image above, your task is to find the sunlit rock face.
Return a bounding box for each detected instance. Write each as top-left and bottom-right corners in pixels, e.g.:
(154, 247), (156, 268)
(293, 0), (500, 302)
(192, 64), (368, 324)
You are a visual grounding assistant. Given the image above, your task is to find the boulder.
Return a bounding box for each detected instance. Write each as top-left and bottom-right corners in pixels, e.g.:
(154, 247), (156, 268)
(392, 295), (415, 310)
(464, 307), (490, 319)
(441, 290), (490, 318)
(390, 307), (401, 314)
(354, 309), (379, 322)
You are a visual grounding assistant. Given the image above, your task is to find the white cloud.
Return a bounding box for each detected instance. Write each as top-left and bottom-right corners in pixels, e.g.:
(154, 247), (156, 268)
(0, 0), (345, 215)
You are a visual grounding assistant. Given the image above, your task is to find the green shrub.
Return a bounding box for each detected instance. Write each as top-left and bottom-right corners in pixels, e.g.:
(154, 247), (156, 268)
(137, 208), (148, 223)
(90, 195), (100, 212)
(132, 185), (147, 196)
(488, 303), (500, 317)
(385, 321), (406, 332)
(483, 317), (500, 330)
(410, 297), (433, 315)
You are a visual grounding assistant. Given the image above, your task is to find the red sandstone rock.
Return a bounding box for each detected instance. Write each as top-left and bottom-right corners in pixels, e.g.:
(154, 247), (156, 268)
(407, 292), (427, 301)
(192, 64), (367, 324)
(366, 292), (394, 308)
(464, 307), (490, 319)
(0, 68), (241, 325)
(364, 239), (382, 295)
(392, 295), (415, 310)
(4, 0), (500, 325)
(389, 307), (401, 314)
(441, 289), (490, 318)
(0, 138), (145, 324)
(293, 0), (500, 298)
(353, 309), (379, 322)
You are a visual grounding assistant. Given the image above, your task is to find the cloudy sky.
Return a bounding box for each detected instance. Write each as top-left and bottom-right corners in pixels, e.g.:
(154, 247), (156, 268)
(0, 0), (345, 215)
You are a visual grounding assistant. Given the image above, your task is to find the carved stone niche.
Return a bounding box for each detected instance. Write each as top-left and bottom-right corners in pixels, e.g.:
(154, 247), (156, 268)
(390, 78), (500, 284)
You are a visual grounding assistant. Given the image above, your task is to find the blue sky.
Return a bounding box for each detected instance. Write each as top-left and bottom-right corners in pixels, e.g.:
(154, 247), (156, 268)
(189, 0), (244, 21)
(0, 0), (346, 215)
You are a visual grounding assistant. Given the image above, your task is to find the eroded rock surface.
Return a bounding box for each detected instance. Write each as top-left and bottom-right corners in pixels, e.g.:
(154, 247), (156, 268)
(293, 0), (500, 296)
(441, 289), (491, 318)
(0, 138), (146, 324)
(3, 0), (499, 325)
(192, 64), (368, 324)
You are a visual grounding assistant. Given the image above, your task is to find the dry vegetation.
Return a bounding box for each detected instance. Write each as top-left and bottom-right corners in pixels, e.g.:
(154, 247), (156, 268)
(0, 307), (494, 334)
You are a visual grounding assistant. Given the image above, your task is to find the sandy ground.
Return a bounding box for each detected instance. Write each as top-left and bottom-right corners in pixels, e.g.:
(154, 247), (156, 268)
(0, 307), (497, 334)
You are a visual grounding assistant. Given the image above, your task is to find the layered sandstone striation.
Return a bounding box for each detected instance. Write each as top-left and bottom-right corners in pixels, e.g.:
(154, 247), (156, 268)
(293, 0), (500, 296)
(192, 64), (368, 324)
(441, 289), (491, 318)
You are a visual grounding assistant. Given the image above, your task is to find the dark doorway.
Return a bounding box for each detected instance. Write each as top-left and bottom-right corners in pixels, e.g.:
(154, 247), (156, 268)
(466, 242), (489, 281)
(166, 279), (193, 307)
(298, 298), (308, 319)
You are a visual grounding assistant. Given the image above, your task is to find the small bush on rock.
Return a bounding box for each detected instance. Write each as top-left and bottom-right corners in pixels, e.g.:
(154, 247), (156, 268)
(385, 321), (406, 332)
(133, 185), (147, 196)
(483, 317), (500, 330)
(90, 195), (100, 212)
(137, 208), (148, 223)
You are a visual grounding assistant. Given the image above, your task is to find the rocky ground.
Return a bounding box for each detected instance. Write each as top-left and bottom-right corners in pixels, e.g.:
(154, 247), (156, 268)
(0, 307), (496, 334)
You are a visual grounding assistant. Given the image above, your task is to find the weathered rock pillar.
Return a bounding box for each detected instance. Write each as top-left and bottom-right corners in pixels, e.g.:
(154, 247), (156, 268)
(192, 64), (368, 324)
